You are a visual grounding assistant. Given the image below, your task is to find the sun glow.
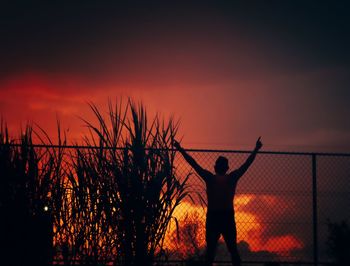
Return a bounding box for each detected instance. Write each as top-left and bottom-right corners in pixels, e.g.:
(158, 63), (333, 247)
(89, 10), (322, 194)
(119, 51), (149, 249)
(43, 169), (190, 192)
(265, 235), (304, 256)
(163, 194), (304, 257)
(165, 195), (262, 252)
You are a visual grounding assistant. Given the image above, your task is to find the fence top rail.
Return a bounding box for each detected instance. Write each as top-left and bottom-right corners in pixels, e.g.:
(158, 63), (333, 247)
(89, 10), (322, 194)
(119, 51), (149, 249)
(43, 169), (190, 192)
(1, 143), (350, 157)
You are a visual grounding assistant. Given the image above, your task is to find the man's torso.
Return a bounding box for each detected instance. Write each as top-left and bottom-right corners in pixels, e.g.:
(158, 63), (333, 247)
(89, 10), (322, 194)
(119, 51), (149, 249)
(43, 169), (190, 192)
(205, 173), (238, 211)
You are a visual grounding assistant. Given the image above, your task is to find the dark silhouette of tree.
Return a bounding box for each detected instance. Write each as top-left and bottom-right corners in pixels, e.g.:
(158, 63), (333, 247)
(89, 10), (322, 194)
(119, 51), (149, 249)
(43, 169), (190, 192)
(327, 220), (350, 266)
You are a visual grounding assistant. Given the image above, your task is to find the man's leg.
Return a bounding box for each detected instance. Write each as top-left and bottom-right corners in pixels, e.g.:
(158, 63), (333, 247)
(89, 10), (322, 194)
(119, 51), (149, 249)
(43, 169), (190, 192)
(205, 213), (220, 266)
(222, 215), (241, 266)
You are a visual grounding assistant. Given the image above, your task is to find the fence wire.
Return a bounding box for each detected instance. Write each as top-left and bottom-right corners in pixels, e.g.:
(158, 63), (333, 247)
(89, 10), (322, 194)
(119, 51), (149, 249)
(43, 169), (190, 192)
(166, 150), (350, 265)
(1, 143), (349, 265)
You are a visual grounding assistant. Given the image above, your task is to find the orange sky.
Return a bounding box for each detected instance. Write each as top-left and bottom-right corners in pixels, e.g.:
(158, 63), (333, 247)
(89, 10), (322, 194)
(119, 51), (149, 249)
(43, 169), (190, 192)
(167, 196), (303, 257)
(1, 69), (349, 152)
(1, 2), (350, 152)
(1, 2), (350, 261)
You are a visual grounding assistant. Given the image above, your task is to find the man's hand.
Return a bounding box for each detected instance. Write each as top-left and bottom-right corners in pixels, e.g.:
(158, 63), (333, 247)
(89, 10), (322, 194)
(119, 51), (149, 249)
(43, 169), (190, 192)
(173, 140), (181, 150)
(255, 137), (263, 151)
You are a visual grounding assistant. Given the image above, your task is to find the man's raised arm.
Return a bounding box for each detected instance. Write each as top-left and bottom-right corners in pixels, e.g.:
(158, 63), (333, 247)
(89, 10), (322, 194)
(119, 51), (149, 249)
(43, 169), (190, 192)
(230, 137), (263, 178)
(173, 140), (212, 181)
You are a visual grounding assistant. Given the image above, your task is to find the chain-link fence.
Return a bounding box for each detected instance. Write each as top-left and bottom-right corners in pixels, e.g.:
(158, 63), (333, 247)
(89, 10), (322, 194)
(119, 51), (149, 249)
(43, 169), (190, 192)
(166, 149), (350, 265)
(1, 143), (349, 265)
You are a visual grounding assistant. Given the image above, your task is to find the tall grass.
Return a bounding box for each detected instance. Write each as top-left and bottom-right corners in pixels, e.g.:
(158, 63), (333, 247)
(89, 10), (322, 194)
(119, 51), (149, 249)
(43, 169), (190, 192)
(0, 121), (58, 265)
(0, 100), (189, 265)
(70, 100), (189, 265)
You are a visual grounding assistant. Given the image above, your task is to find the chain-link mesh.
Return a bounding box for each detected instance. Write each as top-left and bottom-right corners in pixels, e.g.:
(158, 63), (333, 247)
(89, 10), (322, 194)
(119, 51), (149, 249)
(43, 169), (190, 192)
(164, 150), (350, 265)
(1, 143), (349, 265)
(316, 155), (350, 263)
(166, 151), (312, 263)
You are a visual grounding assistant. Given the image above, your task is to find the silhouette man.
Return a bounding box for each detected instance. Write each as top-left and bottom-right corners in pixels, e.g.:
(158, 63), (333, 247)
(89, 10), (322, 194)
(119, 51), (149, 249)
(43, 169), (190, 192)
(174, 137), (263, 266)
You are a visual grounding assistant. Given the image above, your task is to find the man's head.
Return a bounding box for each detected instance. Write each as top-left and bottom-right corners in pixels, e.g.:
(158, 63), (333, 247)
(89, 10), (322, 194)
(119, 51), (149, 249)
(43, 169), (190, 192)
(214, 156), (229, 175)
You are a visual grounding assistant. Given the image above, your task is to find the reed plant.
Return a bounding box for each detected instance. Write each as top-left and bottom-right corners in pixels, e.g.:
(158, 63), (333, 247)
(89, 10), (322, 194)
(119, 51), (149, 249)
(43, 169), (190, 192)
(70, 100), (190, 265)
(0, 121), (58, 265)
(0, 99), (189, 265)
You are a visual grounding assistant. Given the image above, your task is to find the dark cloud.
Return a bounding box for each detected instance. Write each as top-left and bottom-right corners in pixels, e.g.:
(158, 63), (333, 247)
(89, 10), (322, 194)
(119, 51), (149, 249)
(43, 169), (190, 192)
(1, 1), (350, 80)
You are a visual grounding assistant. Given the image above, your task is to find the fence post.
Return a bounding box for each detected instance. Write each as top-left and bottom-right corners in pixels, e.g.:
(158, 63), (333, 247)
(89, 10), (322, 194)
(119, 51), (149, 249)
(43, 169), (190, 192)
(312, 154), (318, 266)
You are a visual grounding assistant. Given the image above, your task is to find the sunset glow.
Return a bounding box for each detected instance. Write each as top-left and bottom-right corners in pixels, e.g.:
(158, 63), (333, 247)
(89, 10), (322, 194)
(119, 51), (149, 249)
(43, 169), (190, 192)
(1, 2), (350, 264)
(265, 235), (303, 256)
(164, 194), (304, 255)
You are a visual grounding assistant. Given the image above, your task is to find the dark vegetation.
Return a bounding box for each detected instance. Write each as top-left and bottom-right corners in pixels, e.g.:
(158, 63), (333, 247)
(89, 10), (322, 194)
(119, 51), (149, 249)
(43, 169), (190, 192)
(0, 100), (190, 265)
(327, 220), (350, 266)
(170, 211), (205, 264)
(0, 125), (55, 265)
(1, 100), (348, 266)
